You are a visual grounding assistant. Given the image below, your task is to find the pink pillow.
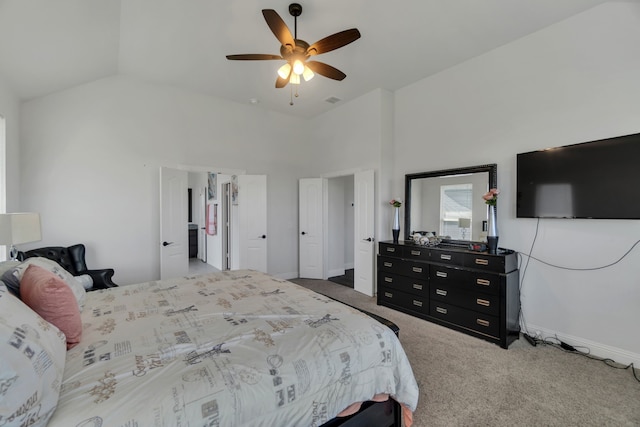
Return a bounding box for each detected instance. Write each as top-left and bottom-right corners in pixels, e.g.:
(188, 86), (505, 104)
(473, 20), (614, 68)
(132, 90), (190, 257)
(20, 264), (82, 349)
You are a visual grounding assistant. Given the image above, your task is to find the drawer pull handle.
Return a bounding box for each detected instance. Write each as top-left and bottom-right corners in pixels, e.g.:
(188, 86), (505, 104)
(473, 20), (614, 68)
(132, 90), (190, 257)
(412, 267), (423, 273)
(476, 279), (491, 286)
(384, 277), (393, 283)
(412, 283), (423, 290)
(475, 258), (489, 266)
(436, 307), (448, 315)
(436, 289), (447, 296)
(476, 319), (490, 327)
(411, 250), (421, 256)
(476, 298), (490, 307)
(386, 247), (396, 253)
(384, 292), (393, 298)
(384, 262), (393, 267)
(440, 254), (452, 261)
(412, 300), (423, 307)
(436, 271), (448, 278)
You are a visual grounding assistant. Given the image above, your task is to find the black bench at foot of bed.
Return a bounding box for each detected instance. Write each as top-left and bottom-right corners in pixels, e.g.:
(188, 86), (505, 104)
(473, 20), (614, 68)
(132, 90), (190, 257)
(322, 399), (401, 427)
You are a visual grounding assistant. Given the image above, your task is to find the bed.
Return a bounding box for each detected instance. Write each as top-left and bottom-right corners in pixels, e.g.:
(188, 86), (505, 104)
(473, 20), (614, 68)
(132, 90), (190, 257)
(1, 266), (419, 427)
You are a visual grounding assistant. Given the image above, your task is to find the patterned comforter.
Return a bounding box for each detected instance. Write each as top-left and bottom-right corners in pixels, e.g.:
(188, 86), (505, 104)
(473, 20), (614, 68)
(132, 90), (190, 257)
(49, 270), (419, 426)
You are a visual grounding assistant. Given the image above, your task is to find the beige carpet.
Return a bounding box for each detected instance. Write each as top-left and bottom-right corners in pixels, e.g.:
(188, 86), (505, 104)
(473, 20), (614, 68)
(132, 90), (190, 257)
(291, 278), (640, 427)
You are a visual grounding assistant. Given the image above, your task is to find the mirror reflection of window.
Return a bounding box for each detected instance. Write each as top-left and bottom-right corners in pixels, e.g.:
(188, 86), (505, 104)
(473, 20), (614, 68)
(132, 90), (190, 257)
(440, 184), (473, 239)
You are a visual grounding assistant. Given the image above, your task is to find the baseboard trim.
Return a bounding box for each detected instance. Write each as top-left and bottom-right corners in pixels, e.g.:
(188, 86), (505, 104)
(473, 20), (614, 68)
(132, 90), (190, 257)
(528, 323), (640, 366)
(274, 271), (299, 281)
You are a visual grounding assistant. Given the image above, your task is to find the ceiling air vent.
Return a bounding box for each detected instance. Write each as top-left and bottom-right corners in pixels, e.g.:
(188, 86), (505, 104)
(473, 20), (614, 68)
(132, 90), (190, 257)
(325, 96), (342, 104)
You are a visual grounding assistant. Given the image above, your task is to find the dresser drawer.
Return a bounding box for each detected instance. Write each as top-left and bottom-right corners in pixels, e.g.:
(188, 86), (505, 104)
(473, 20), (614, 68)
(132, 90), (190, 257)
(378, 272), (428, 297)
(378, 286), (428, 315)
(379, 243), (402, 257)
(378, 256), (406, 273)
(403, 246), (430, 261)
(429, 284), (499, 316)
(430, 265), (501, 296)
(430, 248), (465, 266)
(430, 301), (499, 338)
(464, 253), (508, 273)
(378, 256), (428, 279)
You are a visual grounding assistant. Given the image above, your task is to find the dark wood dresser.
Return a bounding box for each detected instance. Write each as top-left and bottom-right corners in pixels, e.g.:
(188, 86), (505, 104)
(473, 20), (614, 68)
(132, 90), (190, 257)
(377, 240), (520, 348)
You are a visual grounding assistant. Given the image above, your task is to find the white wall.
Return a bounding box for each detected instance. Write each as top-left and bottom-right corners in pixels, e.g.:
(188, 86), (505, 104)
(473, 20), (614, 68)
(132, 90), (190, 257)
(310, 88), (395, 249)
(13, 0), (640, 365)
(19, 75), (308, 284)
(0, 73), (21, 212)
(394, 1), (640, 364)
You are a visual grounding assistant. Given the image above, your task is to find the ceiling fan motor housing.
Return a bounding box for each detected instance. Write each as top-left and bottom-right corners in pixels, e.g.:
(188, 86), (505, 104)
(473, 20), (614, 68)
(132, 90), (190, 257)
(289, 3), (302, 17)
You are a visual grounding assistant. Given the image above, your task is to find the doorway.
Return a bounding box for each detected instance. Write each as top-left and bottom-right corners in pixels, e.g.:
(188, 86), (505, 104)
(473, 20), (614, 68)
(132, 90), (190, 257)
(160, 167), (267, 280)
(299, 169), (375, 295)
(326, 175), (355, 288)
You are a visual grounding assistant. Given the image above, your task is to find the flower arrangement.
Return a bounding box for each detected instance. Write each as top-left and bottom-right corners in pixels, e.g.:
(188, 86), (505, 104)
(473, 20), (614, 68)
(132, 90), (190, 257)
(483, 188), (500, 206)
(389, 198), (402, 208)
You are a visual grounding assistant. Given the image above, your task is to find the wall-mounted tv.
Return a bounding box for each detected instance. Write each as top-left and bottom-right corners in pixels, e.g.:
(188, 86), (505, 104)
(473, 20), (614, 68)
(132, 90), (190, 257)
(516, 132), (640, 219)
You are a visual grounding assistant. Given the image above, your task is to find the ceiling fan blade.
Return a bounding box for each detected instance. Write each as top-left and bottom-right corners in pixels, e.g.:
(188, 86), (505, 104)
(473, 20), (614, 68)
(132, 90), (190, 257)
(226, 54), (283, 61)
(262, 9), (295, 50)
(307, 29), (361, 56)
(306, 61), (347, 81)
(275, 68), (291, 88)
(275, 76), (290, 88)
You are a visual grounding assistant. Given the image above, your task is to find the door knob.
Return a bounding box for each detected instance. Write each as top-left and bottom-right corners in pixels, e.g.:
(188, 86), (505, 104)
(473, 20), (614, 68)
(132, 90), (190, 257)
(162, 241), (174, 247)
(364, 237), (373, 242)
(260, 235), (266, 239)
(301, 231), (306, 235)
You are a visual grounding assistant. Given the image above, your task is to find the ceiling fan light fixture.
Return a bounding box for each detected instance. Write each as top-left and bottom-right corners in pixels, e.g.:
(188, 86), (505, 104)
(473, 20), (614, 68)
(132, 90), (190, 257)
(277, 63), (292, 79)
(290, 73), (301, 85)
(302, 65), (314, 81)
(292, 59), (305, 75)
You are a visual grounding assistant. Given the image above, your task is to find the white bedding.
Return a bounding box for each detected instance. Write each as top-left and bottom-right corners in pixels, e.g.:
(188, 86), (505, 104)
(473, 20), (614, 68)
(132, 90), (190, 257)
(49, 270), (419, 426)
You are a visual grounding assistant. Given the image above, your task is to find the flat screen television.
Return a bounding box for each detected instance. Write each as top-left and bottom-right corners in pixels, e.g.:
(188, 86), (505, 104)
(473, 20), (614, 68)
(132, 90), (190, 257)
(516, 132), (640, 219)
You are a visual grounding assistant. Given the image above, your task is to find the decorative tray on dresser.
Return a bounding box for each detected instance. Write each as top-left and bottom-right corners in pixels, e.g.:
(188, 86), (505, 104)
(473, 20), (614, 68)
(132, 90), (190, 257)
(377, 240), (520, 348)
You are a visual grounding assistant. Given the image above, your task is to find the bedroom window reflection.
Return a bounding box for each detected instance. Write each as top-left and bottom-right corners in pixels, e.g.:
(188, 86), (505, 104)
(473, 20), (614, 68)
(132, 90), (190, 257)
(440, 184), (472, 239)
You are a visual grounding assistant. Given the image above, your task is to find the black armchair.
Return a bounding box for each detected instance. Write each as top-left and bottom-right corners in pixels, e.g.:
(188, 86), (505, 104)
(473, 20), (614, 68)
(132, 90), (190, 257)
(18, 243), (117, 290)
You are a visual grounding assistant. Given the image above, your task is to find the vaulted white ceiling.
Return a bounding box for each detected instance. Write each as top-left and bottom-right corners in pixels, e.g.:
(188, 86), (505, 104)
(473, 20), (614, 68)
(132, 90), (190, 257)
(0, 0), (609, 118)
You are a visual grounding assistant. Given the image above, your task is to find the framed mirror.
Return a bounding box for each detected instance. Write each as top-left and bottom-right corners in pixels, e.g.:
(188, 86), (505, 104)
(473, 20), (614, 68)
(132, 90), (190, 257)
(404, 164), (497, 242)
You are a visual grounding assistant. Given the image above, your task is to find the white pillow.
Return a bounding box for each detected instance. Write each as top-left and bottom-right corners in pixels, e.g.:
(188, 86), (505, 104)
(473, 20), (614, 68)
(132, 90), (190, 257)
(75, 274), (94, 290)
(0, 282), (66, 426)
(4, 257), (86, 311)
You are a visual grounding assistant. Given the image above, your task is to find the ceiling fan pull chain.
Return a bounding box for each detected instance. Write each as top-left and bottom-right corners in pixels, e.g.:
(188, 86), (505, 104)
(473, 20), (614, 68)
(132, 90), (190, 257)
(290, 85), (294, 106)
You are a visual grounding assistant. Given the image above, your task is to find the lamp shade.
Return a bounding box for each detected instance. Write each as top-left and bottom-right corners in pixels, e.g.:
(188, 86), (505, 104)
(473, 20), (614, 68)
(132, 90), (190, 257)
(0, 213), (42, 245)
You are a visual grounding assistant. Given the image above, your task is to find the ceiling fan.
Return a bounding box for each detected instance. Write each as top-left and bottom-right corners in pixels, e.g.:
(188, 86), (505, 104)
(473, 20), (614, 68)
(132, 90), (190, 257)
(226, 3), (361, 92)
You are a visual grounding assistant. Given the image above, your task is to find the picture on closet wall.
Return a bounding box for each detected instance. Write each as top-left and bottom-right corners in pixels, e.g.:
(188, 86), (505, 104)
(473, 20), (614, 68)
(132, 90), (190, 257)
(232, 175), (238, 205)
(207, 172), (217, 201)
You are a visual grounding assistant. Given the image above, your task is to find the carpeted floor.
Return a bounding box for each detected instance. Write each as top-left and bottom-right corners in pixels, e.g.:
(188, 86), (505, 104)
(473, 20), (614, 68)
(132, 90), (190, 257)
(291, 277), (640, 427)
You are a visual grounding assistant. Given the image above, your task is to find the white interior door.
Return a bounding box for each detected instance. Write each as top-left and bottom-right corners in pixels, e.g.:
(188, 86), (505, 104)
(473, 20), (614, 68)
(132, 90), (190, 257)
(238, 175), (267, 272)
(299, 178), (324, 279)
(354, 170), (375, 296)
(160, 167), (189, 280)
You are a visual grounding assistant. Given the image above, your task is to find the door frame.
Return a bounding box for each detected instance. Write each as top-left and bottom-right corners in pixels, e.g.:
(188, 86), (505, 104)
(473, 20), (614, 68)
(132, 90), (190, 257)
(319, 168), (376, 293)
(161, 164), (246, 273)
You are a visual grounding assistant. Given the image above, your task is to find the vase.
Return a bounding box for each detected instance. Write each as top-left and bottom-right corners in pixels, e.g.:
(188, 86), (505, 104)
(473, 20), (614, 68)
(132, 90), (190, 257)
(487, 204), (498, 254)
(392, 206), (400, 243)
